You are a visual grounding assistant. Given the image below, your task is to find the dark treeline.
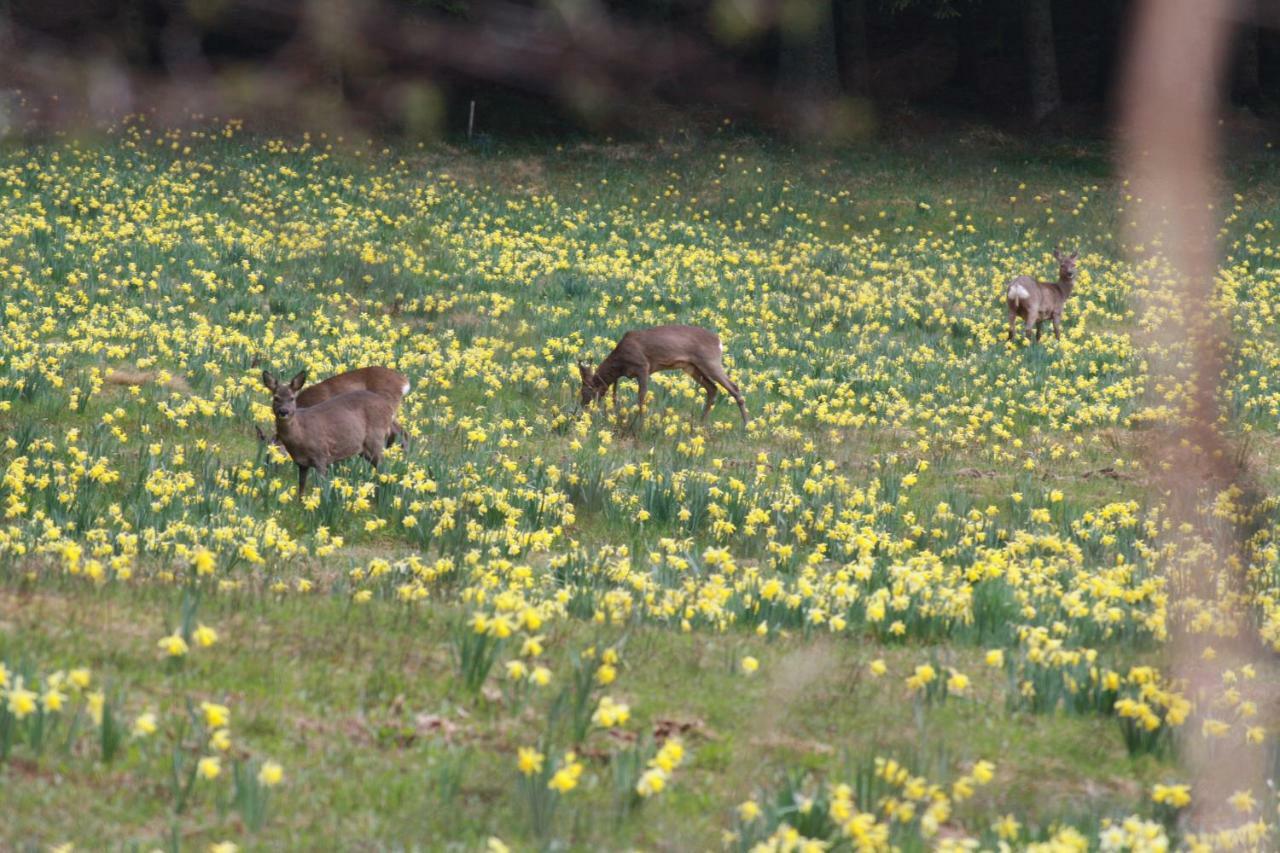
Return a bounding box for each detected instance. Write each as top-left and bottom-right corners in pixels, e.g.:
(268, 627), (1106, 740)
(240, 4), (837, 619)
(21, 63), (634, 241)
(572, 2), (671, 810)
(0, 0), (1275, 137)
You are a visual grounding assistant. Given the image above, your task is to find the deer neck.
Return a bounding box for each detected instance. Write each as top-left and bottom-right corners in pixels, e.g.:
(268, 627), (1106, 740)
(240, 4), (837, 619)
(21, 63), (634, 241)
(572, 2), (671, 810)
(1057, 270), (1075, 297)
(275, 412), (303, 448)
(593, 356), (626, 389)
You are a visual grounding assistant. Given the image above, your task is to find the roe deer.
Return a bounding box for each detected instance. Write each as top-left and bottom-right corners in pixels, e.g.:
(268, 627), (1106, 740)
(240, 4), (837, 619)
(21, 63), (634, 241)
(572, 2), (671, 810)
(257, 366), (409, 448)
(1006, 250), (1078, 343)
(577, 325), (749, 429)
(261, 370), (397, 498)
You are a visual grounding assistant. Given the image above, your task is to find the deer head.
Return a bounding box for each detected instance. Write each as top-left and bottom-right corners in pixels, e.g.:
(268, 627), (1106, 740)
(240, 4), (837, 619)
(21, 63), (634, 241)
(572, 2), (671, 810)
(1053, 249), (1079, 280)
(577, 361), (605, 407)
(261, 370), (307, 420)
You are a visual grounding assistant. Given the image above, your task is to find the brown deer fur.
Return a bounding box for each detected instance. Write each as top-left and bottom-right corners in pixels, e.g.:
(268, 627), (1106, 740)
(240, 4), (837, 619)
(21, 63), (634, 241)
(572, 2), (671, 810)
(578, 325), (748, 429)
(259, 367), (409, 448)
(296, 366), (409, 408)
(1006, 250), (1079, 343)
(262, 370), (397, 498)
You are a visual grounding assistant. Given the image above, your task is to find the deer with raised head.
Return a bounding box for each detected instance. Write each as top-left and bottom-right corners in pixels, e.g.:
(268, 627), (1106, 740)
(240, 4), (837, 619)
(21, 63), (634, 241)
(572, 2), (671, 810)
(1006, 250), (1079, 343)
(256, 366), (409, 448)
(577, 324), (749, 429)
(261, 370), (397, 498)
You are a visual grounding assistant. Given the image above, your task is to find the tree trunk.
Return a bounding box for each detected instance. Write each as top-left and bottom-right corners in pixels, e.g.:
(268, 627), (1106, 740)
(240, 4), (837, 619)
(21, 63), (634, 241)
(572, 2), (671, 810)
(1234, 15), (1260, 105)
(837, 0), (872, 98)
(1024, 0), (1061, 123)
(778, 0), (840, 100)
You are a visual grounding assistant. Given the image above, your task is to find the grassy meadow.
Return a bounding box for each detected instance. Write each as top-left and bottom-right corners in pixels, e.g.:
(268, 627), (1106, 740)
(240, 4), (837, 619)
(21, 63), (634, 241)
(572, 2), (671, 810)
(3, 118), (1280, 851)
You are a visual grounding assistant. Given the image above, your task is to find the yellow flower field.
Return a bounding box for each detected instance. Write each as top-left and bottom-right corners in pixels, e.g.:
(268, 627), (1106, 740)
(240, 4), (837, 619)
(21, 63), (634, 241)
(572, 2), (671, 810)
(2, 118), (1280, 849)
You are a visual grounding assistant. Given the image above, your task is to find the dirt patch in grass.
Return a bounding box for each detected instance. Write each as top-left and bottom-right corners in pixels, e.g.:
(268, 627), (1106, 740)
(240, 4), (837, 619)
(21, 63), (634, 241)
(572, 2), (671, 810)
(571, 142), (649, 162)
(508, 157), (548, 192)
(105, 367), (191, 394)
(444, 310), (488, 342)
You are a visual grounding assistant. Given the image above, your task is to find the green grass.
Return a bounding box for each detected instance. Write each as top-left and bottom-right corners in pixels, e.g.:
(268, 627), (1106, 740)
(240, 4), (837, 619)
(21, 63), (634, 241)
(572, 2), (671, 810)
(1, 584), (1167, 850)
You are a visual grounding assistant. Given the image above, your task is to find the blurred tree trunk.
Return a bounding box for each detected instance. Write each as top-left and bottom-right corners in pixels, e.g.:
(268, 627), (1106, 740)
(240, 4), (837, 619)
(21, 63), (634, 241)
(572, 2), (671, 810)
(951, 4), (978, 98)
(778, 0), (840, 99)
(1023, 0), (1061, 122)
(1234, 17), (1260, 105)
(838, 0), (872, 97)
(118, 0), (151, 66)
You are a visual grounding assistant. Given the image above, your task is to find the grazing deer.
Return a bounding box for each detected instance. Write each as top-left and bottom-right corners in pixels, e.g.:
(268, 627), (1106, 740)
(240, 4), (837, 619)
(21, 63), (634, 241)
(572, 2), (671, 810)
(256, 366), (409, 448)
(1006, 250), (1078, 343)
(261, 370), (397, 498)
(577, 325), (749, 429)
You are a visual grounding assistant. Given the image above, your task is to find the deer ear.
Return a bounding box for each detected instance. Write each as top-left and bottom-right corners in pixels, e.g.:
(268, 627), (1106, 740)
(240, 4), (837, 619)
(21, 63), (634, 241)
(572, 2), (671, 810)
(261, 370), (277, 391)
(1052, 249), (1062, 261)
(1069, 251), (1079, 260)
(289, 370), (307, 392)
(577, 362), (590, 381)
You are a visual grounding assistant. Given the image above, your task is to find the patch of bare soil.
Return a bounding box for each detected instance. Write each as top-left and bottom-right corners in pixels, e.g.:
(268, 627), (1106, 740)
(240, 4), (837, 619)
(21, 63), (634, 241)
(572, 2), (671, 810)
(105, 367), (191, 393)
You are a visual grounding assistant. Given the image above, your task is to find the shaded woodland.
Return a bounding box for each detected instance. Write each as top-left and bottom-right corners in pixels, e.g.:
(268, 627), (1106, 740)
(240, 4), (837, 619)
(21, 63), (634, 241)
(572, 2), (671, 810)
(0, 1), (1275, 138)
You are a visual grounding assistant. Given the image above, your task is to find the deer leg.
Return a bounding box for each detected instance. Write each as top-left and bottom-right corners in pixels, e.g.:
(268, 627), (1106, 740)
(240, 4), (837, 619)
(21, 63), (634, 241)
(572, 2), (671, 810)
(1052, 315), (1062, 340)
(694, 370), (718, 421)
(386, 417), (407, 450)
(611, 382), (620, 422)
(1023, 318), (1035, 342)
(728, 381), (749, 426)
(1034, 320), (1044, 342)
(297, 464), (310, 500)
(360, 434), (384, 468)
(704, 363), (749, 425)
(633, 370), (649, 432)
(1008, 311), (1017, 342)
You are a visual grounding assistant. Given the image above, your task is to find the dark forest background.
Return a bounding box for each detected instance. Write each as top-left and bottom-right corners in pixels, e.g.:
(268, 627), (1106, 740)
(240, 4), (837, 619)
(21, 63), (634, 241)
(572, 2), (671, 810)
(0, 0), (1275, 139)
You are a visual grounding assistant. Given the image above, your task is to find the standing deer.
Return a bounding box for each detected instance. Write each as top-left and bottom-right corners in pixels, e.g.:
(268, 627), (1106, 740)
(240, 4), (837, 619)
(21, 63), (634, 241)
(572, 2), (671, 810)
(261, 370), (397, 498)
(257, 366), (409, 448)
(1006, 250), (1079, 343)
(577, 325), (749, 429)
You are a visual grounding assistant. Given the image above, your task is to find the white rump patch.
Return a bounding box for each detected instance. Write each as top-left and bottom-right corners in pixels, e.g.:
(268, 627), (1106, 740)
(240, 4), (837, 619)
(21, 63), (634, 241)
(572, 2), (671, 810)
(402, 380), (411, 396)
(1008, 283), (1030, 301)
(719, 340), (724, 355)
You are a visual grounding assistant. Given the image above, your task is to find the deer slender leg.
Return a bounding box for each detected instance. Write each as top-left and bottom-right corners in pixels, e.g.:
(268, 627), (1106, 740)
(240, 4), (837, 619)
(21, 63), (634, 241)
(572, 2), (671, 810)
(1035, 320), (1044, 342)
(732, 385), (750, 425)
(694, 370), (718, 421)
(386, 417), (408, 450)
(633, 370), (649, 432)
(297, 465), (310, 499)
(704, 362), (749, 425)
(611, 382), (620, 422)
(1023, 319), (1035, 341)
(1052, 315), (1062, 340)
(369, 451), (384, 502)
(1008, 312), (1017, 342)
